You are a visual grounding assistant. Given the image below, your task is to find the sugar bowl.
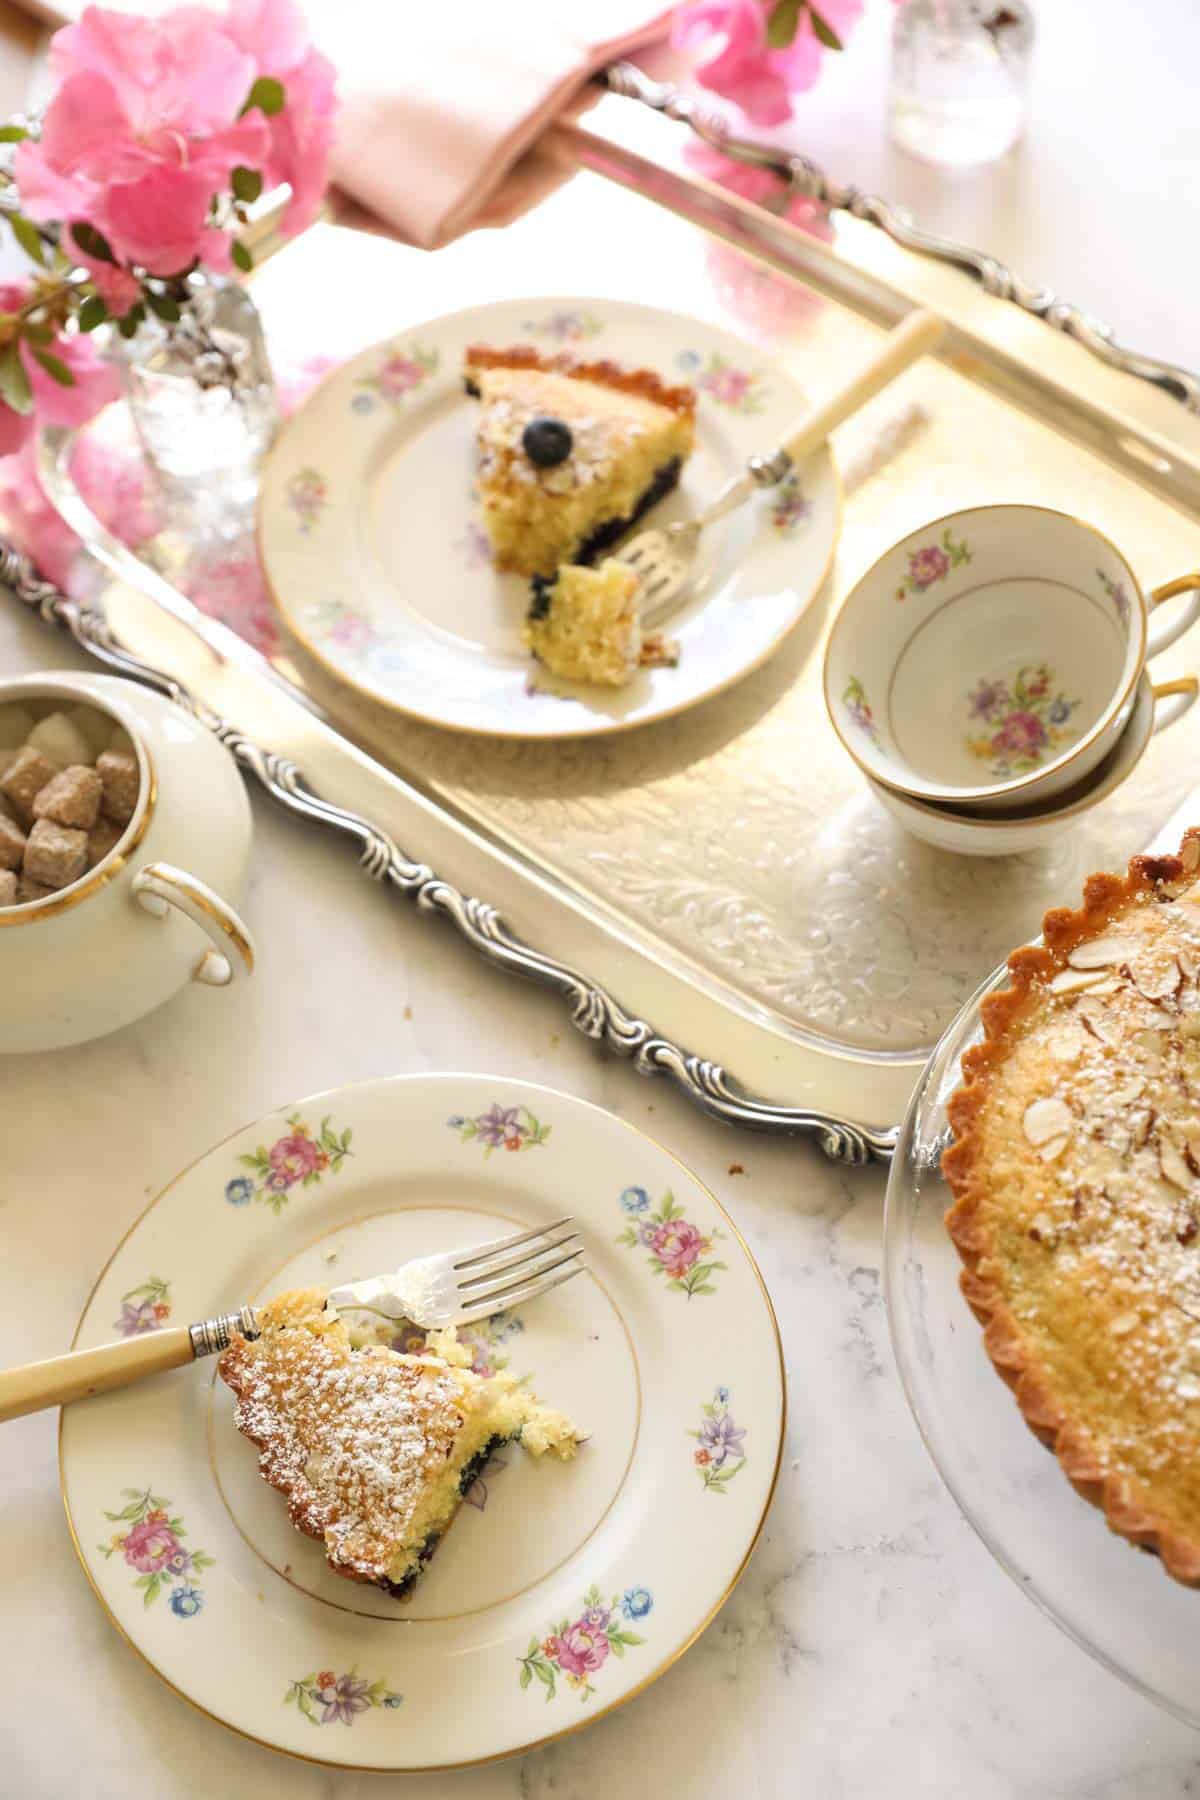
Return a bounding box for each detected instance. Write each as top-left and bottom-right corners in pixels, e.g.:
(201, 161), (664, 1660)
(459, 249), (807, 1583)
(0, 671), (254, 1052)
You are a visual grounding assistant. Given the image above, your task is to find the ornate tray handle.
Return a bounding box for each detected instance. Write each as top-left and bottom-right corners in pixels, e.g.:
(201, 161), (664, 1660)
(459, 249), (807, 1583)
(604, 63), (1200, 413)
(2, 541), (898, 1166)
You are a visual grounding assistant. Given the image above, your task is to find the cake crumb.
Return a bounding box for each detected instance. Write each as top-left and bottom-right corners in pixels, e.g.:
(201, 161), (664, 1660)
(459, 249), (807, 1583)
(403, 1005), (412, 1021)
(728, 1162), (746, 1176)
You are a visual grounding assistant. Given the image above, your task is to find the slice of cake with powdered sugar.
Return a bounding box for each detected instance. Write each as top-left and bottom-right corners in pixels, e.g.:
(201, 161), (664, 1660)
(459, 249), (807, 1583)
(219, 1287), (581, 1597)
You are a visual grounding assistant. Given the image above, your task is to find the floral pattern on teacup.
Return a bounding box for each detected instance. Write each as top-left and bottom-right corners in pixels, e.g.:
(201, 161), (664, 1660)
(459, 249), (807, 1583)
(1098, 567), (1132, 629)
(113, 1275), (170, 1337)
(841, 676), (880, 748)
(286, 1668), (402, 1726)
(964, 664), (1081, 776)
(771, 475), (810, 537)
(446, 1103), (551, 1156)
(689, 1387), (747, 1491)
(518, 1585), (651, 1702)
(616, 1187), (726, 1298)
(225, 1113), (353, 1213)
(98, 1487), (214, 1614)
(286, 466), (327, 533)
(895, 527), (971, 600)
(353, 342), (439, 413)
(675, 348), (767, 415)
(521, 309), (604, 342)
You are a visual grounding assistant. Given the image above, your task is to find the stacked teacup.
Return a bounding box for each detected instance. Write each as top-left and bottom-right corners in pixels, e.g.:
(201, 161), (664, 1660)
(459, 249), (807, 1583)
(823, 504), (1200, 855)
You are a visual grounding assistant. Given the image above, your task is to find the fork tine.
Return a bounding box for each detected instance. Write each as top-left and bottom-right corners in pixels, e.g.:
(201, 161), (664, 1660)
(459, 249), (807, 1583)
(459, 1255), (586, 1317)
(457, 1230), (581, 1293)
(460, 1243), (585, 1310)
(453, 1216), (574, 1272)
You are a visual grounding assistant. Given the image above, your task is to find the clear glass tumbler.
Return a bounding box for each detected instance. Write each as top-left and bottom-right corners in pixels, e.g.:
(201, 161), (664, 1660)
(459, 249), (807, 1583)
(889, 0), (1035, 169)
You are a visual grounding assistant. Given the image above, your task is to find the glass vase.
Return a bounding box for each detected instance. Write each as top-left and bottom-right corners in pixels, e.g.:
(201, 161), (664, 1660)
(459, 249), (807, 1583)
(889, 0), (1035, 169)
(117, 275), (280, 535)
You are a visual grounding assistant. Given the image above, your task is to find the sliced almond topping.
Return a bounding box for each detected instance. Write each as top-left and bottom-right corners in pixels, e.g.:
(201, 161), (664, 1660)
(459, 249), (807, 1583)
(1160, 1133), (1194, 1190)
(1048, 967), (1113, 997)
(1023, 1096), (1072, 1148)
(1067, 934), (1131, 970)
(1132, 956), (1183, 1002)
(1075, 996), (1116, 1044)
(1131, 1107), (1156, 1149)
(1047, 1024), (1085, 1062)
(1134, 1027), (1166, 1058)
(1108, 1075), (1146, 1106)
(1179, 948), (1198, 979)
(1110, 1309), (1141, 1337)
(1184, 839), (1200, 875)
(1038, 1135), (1069, 1163)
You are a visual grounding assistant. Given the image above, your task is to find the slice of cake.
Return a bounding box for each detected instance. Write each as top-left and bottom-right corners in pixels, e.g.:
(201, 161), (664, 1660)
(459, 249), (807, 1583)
(464, 345), (696, 577)
(218, 1287), (581, 1596)
(525, 561), (680, 689)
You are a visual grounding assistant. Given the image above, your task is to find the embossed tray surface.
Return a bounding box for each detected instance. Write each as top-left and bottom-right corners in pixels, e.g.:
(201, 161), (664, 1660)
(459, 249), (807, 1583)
(22, 86), (1200, 1154)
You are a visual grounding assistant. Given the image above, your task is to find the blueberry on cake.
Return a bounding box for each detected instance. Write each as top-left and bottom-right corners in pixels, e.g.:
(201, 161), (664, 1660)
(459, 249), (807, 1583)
(219, 1287), (581, 1596)
(525, 560), (679, 689)
(463, 345), (696, 577)
(943, 830), (1200, 1585)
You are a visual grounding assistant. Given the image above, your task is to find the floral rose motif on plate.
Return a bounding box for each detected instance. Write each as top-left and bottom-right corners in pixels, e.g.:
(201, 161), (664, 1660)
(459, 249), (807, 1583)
(286, 1668), (402, 1726)
(895, 527), (971, 600)
(446, 1103), (551, 1156)
(675, 348), (767, 415)
(286, 466), (327, 533)
(521, 310), (604, 342)
(353, 343), (439, 413)
(964, 664), (1081, 777)
(98, 1487), (214, 1614)
(689, 1386), (747, 1491)
(518, 1584), (651, 1702)
(771, 474), (810, 537)
(225, 1113), (353, 1212)
(113, 1275), (170, 1337)
(616, 1186), (726, 1297)
(841, 676), (880, 748)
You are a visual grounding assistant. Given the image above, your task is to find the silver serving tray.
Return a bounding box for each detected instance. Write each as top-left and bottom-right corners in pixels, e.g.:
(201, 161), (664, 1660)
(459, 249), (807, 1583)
(13, 78), (1200, 1162)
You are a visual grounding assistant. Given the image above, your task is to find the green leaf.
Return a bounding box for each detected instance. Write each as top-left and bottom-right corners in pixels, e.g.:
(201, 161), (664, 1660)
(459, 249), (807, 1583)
(617, 1631), (645, 1646)
(609, 1637), (625, 1658)
(519, 1663), (532, 1690)
(244, 74), (285, 115)
(30, 345), (74, 387)
(805, 3), (844, 50)
(0, 124), (28, 142)
(766, 0), (802, 47)
(144, 1580), (160, 1607)
(144, 290), (181, 323)
(70, 221), (115, 264)
(232, 165), (263, 204)
(231, 239), (253, 274)
(9, 213), (45, 266)
(20, 319), (51, 345)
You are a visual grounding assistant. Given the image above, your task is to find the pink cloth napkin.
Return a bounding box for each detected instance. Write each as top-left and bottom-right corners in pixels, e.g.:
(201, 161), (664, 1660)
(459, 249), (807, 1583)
(321, 1), (674, 248)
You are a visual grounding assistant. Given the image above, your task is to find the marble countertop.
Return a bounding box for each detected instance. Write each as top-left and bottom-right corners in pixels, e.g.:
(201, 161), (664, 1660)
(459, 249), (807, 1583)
(7, 2), (1200, 1794)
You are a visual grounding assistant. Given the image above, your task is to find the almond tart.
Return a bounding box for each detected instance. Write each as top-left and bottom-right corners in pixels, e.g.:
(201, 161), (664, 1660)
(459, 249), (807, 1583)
(463, 345), (696, 577)
(219, 1286), (582, 1597)
(943, 830), (1200, 1586)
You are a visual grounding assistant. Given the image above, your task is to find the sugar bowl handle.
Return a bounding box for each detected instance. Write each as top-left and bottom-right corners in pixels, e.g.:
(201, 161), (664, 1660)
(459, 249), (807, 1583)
(1147, 575), (1200, 659)
(132, 861), (255, 987)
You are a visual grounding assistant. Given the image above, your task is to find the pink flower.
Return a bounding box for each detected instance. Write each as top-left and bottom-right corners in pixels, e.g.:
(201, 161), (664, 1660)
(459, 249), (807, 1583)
(672, 0), (863, 126)
(550, 1622), (610, 1679)
(122, 1517), (180, 1572)
(650, 1218), (706, 1279)
(16, 5), (269, 274)
(377, 355), (425, 399)
(65, 227), (141, 316)
(0, 281), (119, 456)
(225, 0), (336, 236)
(991, 711), (1046, 756)
(908, 544), (950, 589)
(704, 364), (751, 406)
(268, 1132), (321, 1187)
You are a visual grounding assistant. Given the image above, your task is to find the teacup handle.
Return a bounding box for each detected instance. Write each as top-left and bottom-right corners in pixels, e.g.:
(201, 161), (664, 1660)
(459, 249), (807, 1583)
(131, 861), (255, 988)
(1147, 575), (1200, 659)
(1151, 675), (1199, 735)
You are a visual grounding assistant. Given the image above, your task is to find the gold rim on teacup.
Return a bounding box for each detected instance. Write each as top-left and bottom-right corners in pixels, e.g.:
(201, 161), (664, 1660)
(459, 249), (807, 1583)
(823, 503), (1200, 811)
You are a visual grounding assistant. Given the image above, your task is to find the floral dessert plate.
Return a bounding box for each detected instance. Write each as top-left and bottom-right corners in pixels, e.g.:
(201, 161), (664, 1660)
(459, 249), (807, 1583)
(258, 295), (839, 738)
(60, 1074), (784, 1770)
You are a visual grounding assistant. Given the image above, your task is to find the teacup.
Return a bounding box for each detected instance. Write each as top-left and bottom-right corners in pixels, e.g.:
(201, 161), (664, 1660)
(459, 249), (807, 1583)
(823, 503), (1200, 811)
(1, 671), (254, 1052)
(868, 673), (1197, 856)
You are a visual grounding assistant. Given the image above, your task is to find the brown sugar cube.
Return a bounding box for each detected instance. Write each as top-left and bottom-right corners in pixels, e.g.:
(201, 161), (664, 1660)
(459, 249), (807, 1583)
(0, 745), (57, 823)
(32, 763), (103, 831)
(96, 749), (140, 824)
(87, 815), (125, 867)
(16, 873), (54, 903)
(23, 818), (88, 890)
(0, 812), (25, 871)
(0, 868), (16, 907)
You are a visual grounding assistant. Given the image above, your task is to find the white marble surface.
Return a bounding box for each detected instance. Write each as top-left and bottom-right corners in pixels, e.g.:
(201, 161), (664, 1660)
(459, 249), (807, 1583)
(8, 4), (1200, 1794)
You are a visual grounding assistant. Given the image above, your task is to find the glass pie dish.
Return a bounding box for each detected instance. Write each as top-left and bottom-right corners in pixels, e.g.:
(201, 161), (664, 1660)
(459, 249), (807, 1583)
(884, 963), (1200, 1729)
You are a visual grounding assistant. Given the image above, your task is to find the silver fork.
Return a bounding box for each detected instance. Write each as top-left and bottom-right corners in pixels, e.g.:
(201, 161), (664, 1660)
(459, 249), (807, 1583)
(326, 1216), (585, 1328)
(615, 309), (944, 625)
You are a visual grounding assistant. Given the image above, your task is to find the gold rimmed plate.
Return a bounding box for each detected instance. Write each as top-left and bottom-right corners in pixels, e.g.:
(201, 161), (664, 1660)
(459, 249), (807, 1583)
(60, 1074), (784, 1769)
